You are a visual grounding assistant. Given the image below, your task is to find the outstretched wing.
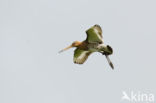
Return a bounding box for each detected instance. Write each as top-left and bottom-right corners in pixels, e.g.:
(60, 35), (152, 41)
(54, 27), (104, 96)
(73, 48), (92, 64)
(86, 25), (103, 44)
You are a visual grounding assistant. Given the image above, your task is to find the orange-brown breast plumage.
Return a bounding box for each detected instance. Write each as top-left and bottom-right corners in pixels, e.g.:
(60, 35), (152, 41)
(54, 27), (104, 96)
(77, 41), (88, 50)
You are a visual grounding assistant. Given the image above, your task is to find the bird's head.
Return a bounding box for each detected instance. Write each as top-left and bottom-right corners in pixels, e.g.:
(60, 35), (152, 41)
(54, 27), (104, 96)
(59, 41), (81, 53)
(71, 41), (81, 47)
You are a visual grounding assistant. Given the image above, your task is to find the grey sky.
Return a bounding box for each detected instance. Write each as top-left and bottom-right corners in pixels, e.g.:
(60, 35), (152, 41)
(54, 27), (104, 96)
(0, 0), (156, 103)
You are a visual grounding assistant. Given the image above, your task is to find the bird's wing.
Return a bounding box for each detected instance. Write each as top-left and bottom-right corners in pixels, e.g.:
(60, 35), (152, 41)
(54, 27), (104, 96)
(86, 25), (103, 44)
(73, 48), (92, 64)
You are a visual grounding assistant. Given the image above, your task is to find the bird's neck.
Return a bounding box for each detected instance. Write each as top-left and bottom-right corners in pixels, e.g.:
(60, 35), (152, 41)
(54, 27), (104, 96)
(77, 41), (88, 50)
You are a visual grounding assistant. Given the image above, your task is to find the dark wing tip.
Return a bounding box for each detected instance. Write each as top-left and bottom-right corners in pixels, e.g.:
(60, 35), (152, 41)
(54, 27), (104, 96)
(74, 61), (84, 64)
(94, 24), (101, 28)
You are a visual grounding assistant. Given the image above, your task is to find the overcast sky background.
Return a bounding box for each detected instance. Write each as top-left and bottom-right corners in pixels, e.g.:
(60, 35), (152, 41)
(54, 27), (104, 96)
(0, 0), (156, 103)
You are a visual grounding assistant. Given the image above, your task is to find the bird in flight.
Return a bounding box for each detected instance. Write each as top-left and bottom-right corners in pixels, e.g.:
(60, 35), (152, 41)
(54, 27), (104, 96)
(59, 24), (114, 69)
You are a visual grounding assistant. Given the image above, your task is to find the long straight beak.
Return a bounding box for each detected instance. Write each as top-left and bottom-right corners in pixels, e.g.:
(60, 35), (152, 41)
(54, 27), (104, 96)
(105, 55), (114, 69)
(59, 45), (73, 53)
